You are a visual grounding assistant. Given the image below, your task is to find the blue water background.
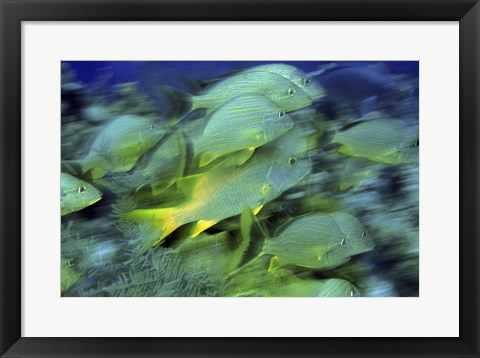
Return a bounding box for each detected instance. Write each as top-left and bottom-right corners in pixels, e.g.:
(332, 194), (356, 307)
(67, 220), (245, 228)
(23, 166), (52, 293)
(65, 60), (418, 87)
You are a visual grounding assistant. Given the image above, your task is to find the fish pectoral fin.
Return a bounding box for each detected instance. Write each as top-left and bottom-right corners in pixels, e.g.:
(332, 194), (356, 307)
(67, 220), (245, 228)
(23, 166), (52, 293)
(234, 147), (255, 166)
(268, 256), (282, 272)
(176, 174), (203, 198)
(252, 205), (264, 215)
(189, 220), (218, 238)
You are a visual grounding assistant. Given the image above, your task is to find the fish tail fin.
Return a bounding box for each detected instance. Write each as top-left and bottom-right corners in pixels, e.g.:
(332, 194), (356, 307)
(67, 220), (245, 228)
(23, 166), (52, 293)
(239, 206), (269, 265)
(224, 207), (269, 276)
(125, 207), (181, 246)
(159, 85), (193, 118)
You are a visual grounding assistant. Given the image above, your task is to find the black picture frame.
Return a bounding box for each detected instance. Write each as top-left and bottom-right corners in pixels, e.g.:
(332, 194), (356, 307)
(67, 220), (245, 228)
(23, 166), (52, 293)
(1, 0), (478, 357)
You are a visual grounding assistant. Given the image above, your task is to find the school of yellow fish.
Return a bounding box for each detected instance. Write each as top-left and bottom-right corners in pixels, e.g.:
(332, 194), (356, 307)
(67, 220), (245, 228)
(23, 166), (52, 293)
(61, 63), (419, 297)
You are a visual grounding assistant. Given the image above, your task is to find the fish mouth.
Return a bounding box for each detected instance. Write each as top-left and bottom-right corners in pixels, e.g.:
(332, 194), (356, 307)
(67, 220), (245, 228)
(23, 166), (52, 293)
(307, 88), (327, 101)
(87, 196), (102, 206)
(358, 241), (376, 254)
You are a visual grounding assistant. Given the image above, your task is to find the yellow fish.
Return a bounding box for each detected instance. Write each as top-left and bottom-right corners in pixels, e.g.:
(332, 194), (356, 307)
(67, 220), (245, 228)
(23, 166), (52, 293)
(125, 146), (312, 246)
(193, 94), (294, 167)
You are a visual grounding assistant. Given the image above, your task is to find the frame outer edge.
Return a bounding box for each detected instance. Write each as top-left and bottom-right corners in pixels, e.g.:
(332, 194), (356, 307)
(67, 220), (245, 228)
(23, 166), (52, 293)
(460, 1), (480, 355)
(0, 0), (479, 357)
(0, 0), (22, 357)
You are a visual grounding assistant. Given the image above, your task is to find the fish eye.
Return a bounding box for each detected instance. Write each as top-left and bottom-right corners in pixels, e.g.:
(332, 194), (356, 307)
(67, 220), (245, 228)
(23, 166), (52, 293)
(288, 157), (297, 166)
(77, 185), (87, 194)
(303, 78), (312, 86)
(340, 238), (347, 246)
(361, 230), (367, 238)
(287, 88), (296, 96)
(278, 110), (285, 118)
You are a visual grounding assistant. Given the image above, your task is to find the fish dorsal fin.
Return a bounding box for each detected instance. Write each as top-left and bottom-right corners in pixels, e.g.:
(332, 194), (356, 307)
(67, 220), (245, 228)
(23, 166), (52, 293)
(176, 173), (204, 198)
(198, 151), (220, 168)
(197, 150), (248, 172)
(235, 147), (256, 166)
(191, 68), (245, 92)
(197, 140), (255, 168)
(339, 119), (369, 132)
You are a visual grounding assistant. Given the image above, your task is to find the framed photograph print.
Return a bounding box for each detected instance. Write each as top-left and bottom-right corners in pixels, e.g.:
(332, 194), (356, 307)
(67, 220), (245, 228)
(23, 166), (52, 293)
(1, 0), (479, 357)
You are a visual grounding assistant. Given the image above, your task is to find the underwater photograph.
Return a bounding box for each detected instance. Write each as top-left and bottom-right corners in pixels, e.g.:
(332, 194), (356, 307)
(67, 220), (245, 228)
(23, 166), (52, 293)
(61, 61), (419, 297)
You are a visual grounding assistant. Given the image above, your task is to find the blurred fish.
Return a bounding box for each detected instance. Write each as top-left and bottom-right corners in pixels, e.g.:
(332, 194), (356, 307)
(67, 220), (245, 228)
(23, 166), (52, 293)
(332, 118), (419, 164)
(242, 210), (375, 271)
(185, 71), (312, 113)
(194, 94), (294, 167)
(338, 157), (382, 191)
(270, 122), (318, 156)
(267, 275), (361, 297)
(315, 63), (397, 115)
(134, 130), (188, 195)
(81, 105), (112, 124)
(228, 261), (360, 297)
(68, 115), (165, 179)
(313, 278), (361, 297)
(175, 231), (247, 281)
(61, 172), (102, 216)
(125, 146), (312, 246)
(242, 63), (326, 100)
(61, 259), (82, 295)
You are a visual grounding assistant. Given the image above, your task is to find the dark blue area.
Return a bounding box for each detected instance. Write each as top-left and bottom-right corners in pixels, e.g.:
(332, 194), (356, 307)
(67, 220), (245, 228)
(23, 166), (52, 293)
(64, 60), (419, 86)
